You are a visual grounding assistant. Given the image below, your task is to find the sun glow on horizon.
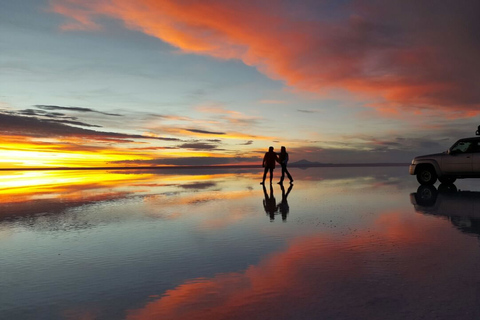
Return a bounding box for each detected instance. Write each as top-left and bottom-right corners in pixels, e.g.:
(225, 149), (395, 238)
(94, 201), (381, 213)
(0, 141), (258, 169)
(0, 149), (151, 168)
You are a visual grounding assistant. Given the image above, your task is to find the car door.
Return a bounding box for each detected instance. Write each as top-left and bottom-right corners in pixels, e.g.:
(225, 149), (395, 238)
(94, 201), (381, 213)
(442, 140), (473, 174)
(472, 141), (480, 174)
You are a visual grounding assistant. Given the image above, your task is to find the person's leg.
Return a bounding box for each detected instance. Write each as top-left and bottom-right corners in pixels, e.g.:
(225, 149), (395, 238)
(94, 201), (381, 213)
(286, 167), (293, 182)
(261, 167), (268, 184)
(279, 164), (286, 183)
(269, 168), (274, 184)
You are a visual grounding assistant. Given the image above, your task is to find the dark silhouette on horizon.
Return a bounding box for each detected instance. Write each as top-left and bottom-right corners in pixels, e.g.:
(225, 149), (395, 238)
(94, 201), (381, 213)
(262, 184), (277, 221)
(277, 183), (293, 221)
(278, 146), (294, 184)
(261, 146), (279, 184)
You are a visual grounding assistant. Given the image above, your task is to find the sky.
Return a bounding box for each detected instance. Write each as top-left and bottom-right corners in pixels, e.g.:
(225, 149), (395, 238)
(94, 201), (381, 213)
(1, 0), (479, 168)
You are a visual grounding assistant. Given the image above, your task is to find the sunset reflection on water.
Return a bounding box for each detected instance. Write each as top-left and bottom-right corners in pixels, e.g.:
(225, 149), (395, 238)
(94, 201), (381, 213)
(2, 167), (480, 320)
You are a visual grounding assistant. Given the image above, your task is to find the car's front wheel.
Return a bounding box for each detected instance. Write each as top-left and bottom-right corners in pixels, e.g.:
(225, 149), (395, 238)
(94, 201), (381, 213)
(438, 176), (456, 184)
(416, 166), (437, 185)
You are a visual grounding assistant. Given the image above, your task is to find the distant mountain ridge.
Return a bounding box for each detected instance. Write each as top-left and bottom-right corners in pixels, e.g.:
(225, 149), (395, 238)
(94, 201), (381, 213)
(290, 159), (328, 166)
(289, 159), (408, 167)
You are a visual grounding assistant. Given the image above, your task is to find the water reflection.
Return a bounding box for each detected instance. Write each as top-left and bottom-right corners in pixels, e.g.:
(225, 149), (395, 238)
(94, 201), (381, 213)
(410, 184), (480, 237)
(0, 170), (258, 231)
(262, 184), (277, 221)
(262, 184), (294, 221)
(4, 167), (480, 320)
(278, 184), (293, 221)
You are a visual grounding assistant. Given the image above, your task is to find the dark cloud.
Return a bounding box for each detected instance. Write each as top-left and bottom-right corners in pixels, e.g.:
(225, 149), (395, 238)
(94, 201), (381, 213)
(0, 113), (180, 142)
(115, 156), (260, 166)
(186, 129), (226, 135)
(178, 182), (217, 190)
(35, 105), (123, 116)
(187, 139), (223, 144)
(178, 142), (218, 150)
(131, 146), (179, 150)
(13, 108), (101, 127)
(239, 140), (253, 145)
(18, 109), (77, 120)
(297, 109), (318, 113)
(43, 119), (102, 128)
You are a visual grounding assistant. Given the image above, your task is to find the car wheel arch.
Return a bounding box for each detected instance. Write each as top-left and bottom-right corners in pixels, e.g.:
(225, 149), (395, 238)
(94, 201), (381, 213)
(415, 161), (441, 176)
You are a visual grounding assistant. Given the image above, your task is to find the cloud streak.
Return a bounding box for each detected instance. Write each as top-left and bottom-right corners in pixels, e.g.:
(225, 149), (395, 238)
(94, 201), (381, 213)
(0, 112), (180, 143)
(177, 142), (219, 150)
(35, 105), (122, 116)
(186, 129), (226, 135)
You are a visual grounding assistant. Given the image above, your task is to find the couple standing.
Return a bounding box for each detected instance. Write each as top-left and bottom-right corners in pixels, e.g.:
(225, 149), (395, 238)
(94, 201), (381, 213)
(261, 146), (294, 185)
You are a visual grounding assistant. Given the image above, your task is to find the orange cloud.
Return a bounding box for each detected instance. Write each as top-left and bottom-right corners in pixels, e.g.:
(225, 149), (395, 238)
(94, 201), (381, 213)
(50, 0), (480, 117)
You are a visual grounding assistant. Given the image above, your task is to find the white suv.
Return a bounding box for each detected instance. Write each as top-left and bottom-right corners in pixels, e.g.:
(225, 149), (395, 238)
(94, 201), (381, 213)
(410, 137), (480, 185)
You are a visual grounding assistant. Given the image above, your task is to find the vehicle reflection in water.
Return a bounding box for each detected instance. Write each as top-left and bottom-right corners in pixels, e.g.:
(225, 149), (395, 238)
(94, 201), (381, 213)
(262, 184), (293, 221)
(410, 184), (480, 237)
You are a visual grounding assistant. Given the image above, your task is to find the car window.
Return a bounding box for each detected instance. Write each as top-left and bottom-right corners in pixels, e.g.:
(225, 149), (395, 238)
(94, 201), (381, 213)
(473, 141), (480, 153)
(451, 141), (473, 153)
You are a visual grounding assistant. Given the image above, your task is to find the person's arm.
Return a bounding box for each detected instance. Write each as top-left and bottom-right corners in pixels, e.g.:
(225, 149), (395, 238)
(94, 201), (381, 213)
(285, 153), (289, 164)
(262, 153), (266, 167)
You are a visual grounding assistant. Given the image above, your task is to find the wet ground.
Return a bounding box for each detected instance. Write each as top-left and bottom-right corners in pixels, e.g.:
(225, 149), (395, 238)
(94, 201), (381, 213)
(1, 167), (480, 319)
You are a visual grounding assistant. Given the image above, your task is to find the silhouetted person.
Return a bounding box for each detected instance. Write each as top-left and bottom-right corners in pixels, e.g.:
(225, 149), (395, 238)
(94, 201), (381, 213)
(261, 146), (279, 184)
(277, 183), (293, 222)
(263, 184), (277, 221)
(277, 146), (293, 184)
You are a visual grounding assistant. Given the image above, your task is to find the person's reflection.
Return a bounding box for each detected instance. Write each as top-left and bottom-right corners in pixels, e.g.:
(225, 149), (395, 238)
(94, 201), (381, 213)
(277, 183), (293, 221)
(263, 184), (277, 221)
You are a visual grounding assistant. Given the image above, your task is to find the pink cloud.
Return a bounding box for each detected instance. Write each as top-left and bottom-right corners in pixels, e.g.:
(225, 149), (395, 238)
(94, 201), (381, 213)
(50, 0), (480, 117)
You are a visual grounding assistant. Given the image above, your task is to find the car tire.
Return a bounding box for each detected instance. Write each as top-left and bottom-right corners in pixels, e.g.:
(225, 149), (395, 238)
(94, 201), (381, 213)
(438, 183), (458, 192)
(416, 166), (437, 185)
(438, 176), (456, 184)
(415, 185), (438, 206)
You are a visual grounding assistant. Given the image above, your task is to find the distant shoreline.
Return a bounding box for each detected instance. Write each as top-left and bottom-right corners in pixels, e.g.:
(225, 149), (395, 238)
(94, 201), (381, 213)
(0, 163), (410, 171)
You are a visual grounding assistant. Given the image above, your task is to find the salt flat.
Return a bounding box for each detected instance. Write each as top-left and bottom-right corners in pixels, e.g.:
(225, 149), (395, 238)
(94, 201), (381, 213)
(1, 167), (480, 320)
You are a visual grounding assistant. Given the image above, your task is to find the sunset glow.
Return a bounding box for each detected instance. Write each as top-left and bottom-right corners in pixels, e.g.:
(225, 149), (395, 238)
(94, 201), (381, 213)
(1, 1), (479, 167)
(3, 3), (480, 318)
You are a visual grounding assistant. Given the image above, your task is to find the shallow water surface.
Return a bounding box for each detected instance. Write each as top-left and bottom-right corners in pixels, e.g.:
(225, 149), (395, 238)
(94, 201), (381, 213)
(2, 167), (480, 319)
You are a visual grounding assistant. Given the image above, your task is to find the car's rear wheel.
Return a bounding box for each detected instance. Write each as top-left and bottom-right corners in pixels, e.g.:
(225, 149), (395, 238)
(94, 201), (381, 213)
(416, 166), (437, 185)
(438, 183), (457, 192)
(438, 176), (456, 184)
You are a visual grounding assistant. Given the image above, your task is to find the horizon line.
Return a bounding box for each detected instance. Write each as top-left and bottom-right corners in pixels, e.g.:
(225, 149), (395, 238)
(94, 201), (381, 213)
(0, 163), (410, 171)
